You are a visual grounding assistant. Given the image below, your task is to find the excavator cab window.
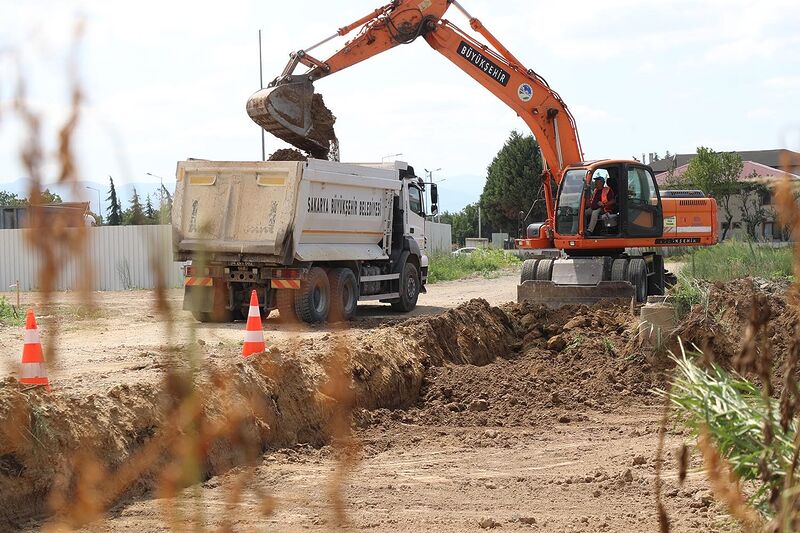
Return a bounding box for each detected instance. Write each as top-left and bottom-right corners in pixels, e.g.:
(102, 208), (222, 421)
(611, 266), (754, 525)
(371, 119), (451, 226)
(555, 169), (587, 235)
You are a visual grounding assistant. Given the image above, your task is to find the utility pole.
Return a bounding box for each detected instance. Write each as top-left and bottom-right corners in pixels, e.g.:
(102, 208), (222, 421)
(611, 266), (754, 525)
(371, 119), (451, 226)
(478, 205), (481, 239)
(259, 30), (266, 162)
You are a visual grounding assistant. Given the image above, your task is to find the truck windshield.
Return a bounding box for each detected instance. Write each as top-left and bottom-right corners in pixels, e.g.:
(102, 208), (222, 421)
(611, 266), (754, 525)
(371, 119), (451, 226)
(556, 169), (587, 235)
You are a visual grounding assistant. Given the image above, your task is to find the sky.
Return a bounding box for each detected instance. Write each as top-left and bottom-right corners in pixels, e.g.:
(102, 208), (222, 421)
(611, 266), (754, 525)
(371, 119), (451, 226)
(1, 0), (799, 212)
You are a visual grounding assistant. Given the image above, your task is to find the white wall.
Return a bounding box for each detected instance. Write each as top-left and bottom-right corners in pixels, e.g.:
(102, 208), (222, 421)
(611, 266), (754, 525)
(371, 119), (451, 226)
(0, 225), (184, 291)
(425, 222), (452, 254)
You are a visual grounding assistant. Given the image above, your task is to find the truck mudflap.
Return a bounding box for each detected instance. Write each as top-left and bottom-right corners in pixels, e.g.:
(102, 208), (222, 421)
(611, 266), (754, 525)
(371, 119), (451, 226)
(517, 280), (635, 309)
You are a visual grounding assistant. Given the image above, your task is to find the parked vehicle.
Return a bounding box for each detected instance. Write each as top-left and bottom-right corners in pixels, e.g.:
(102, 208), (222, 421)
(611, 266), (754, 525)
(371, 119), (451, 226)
(452, 247), (477, 257)
(172, 158), (438, 323)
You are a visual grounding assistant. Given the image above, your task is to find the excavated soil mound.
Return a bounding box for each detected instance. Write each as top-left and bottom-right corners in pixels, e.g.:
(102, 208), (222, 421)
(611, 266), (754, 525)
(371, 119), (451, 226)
(673, 278), (797, 375)
(365, 300), (664, 430)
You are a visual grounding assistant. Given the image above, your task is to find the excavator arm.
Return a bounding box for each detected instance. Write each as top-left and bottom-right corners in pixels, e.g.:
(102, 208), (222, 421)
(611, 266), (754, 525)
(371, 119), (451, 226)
(247, 0), (583, 191)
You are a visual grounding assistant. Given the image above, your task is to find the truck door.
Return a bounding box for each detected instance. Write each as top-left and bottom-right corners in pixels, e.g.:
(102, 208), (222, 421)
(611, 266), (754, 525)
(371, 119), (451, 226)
(406, 183), (427, 252)
(623, 165), (663, 238)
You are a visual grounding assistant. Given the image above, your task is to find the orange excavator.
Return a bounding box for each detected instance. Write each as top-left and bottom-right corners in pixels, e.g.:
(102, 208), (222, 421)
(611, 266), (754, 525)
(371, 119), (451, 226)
(247, 0), (718, 306)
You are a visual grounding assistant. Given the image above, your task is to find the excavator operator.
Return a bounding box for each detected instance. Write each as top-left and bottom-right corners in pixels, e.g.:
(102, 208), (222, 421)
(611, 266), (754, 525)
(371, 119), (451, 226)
(585, 175), (616, 236)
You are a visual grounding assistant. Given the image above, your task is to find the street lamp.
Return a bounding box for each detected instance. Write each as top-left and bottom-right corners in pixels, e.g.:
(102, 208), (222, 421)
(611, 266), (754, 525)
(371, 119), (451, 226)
(85, 186), (102, 223)
(146, 172), (165, 205)
(381, 153), (403, 163)
(424, 168), (443, 222)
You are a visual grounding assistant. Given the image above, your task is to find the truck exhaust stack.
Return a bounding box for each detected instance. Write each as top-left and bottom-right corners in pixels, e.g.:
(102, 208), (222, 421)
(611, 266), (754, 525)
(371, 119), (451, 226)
(246, 80), (338, 160)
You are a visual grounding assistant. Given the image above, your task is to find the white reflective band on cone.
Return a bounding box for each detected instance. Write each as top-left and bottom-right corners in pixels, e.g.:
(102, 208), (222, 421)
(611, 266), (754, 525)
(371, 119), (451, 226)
(22, 362), (47, 379)
(24, 329), (41, 344)
(243, 330), (264, 343)
(248, 305), (260, 318)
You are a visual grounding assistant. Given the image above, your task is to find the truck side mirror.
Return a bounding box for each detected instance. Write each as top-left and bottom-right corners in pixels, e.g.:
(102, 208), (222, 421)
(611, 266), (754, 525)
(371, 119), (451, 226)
(431, 183), (439, 205)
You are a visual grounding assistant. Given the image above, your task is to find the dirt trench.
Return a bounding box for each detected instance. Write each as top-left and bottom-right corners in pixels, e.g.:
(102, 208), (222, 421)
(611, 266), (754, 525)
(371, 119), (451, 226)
(0, 300), (521, 528)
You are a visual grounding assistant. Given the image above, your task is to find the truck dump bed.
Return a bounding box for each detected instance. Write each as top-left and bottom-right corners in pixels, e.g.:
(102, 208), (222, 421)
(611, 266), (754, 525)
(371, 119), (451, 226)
(173, 159), (401, 265)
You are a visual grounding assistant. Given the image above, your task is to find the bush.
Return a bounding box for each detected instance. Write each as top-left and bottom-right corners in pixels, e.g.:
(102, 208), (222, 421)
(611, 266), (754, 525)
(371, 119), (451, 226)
(0, 296), (23, 326)
(427, 249), (520, 283)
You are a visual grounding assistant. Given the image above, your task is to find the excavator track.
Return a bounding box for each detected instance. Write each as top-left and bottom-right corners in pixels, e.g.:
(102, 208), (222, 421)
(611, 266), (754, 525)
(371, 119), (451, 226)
(246, 80), (337, 160)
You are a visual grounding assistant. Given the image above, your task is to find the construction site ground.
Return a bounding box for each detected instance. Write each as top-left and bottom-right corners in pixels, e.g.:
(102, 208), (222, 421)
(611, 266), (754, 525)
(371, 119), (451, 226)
(3, 265), (778, 532)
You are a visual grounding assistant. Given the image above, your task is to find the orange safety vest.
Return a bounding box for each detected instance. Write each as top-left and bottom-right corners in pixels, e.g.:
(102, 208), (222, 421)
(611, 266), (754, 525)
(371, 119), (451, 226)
(601, 187), (614, 213)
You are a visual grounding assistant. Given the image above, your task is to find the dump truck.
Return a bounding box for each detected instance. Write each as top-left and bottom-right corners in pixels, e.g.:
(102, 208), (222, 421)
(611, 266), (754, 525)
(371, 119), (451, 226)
(172, 158), (437, 323)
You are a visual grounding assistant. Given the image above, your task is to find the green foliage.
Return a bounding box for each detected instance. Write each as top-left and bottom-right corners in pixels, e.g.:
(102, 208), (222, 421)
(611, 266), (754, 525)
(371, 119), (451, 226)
(33, 188), (62, 204)
(678, 241), (792, 283)
(669, 274), (710, 318)
(144, 194), (157, 224)
(0, 296), (24, 326)
(427, 249), (520, 283)
(665, 147), (744, 240)
(665, 350), (793, 516)
(106, 176), (123, 226)
(480, 131), (545, 235)
(159, 184), (173, 224)
(437, 203), (479, 246)
(124, 187), (146, 225)
(0, 191), (27, 207)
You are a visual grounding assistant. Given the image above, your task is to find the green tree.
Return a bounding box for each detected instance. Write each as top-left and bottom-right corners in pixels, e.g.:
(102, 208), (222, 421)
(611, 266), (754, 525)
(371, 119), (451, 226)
(124, 187), (146, 225)
(35, 188), (62, 204)
(665, 146), (743, 241)
(144, 194), (156, 224)
(439, 203), (480, 247)
(479, 131), (545, 235)
(106, 176), (123, 226)
(0, 191), (26, 207)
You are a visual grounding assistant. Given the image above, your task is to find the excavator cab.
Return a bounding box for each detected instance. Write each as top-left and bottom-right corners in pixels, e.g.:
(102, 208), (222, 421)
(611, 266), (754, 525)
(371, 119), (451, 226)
(554, 162), (663, 243)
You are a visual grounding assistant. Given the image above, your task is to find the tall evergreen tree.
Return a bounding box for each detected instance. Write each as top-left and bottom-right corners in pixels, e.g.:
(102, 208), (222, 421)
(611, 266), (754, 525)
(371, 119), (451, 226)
(144, 194), (156, 224)
(159, 183), (173, 223)
(106, 176), (123, 226)
(479, 131), (545, 235)
(124, 187), (146, 225)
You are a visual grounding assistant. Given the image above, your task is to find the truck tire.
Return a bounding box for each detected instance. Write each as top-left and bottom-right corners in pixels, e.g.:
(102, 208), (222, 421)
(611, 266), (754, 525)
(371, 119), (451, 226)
(521, 259), (540, 282)
(328, 268), (358, 322)
(391, 261), (420, 312)
(535, 258), (554, 281)
(627, 258), (648, 303)
(276, 289), (299, 323)
(611, 258), (628, 282)
(295, 267), (330, 323)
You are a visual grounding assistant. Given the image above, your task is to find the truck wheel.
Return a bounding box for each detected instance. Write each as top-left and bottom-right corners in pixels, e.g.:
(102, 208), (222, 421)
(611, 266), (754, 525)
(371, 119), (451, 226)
(627, 258), (648, 303)
(611, 258), (628, 281)
(276, 289), (298, 323)
(521, 259), (540, 282)
(391, 261), (420, 312)
(328, 268), (358, 322)
(295, 267), (330, 323)
(535, 259), (554, 281)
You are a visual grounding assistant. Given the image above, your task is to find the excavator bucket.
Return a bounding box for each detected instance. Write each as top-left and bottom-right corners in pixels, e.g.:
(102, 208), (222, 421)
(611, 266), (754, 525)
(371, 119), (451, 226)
(517, 280), (635, 308)
(246, 80), (337, 160)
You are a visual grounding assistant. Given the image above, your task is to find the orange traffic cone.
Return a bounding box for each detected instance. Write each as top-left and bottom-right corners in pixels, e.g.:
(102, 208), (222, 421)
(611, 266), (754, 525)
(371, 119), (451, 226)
(242, 290), (265, 357)
(20, 309), (50, 390)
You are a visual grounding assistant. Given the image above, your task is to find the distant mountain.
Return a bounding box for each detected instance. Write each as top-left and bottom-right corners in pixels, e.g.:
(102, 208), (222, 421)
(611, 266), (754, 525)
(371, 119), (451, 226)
(0, 178), (176, 214)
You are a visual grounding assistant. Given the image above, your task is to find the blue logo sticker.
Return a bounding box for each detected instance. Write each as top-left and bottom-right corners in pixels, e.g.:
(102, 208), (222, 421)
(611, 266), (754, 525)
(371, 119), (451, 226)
(518, 83), (533, 102)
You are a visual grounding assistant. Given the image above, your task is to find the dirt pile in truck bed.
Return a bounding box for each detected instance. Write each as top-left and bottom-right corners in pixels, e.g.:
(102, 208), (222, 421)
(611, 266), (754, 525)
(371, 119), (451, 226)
(267, 148), (307, 161)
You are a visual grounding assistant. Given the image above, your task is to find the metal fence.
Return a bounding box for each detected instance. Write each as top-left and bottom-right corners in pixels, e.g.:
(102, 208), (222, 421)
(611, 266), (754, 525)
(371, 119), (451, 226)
(0, 225), (184, 291)
(0, 222), (454, 292)
(425, 222), (453, 254)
